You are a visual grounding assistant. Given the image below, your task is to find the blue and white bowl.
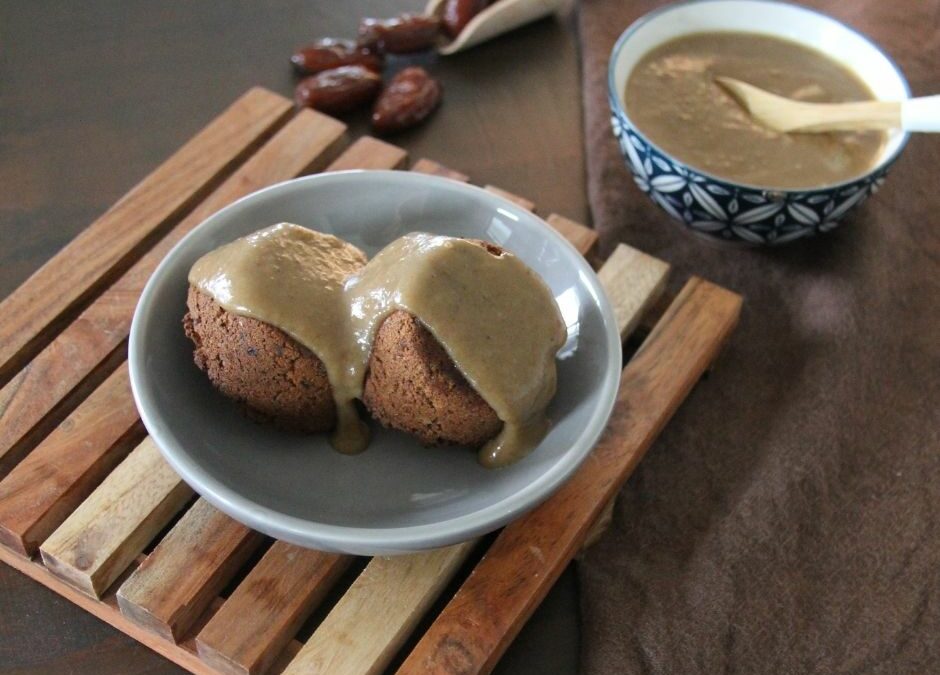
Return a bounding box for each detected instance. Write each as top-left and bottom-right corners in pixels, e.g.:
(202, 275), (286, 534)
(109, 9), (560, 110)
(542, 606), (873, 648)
(608, 0), (910, 245)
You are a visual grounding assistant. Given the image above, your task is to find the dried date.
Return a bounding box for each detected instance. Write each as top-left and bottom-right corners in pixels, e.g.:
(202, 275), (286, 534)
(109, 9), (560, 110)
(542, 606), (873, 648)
(294, 65), (382, 114)
(291, 38), (383, 75)
(358, 14), (441, 54)
(442, 0), (489, 39)
(372, 67), (442, 134)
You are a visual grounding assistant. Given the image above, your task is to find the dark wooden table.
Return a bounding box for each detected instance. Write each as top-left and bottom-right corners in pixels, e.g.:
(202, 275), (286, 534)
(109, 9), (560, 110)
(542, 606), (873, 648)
(0, 1), (586, 673)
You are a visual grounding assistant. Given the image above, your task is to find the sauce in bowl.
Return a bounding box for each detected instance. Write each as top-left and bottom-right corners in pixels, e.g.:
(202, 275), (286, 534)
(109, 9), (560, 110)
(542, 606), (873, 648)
(624, 32), (886, 189)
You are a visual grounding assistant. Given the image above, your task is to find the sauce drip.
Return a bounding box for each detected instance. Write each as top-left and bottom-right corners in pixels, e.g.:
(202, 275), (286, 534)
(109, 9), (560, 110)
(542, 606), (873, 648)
(624, 32), (886, 189)
(189, 225), (566, 468)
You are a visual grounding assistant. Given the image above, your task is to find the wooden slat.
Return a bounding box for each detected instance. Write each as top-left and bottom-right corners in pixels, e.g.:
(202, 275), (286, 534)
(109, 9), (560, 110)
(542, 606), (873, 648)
(398, 278), (742, 674)
(484, 185), (536, 211)
(196, 542), (349, 675)
(0, 110), (348, 478)
(545, 213), (599, 258)
(598, 243), (671, 340)
(410, 159), (469, 182)
(39, 438), (194, 598)
(285, 542), (476, 675)
(326, 136), (407, 172)
(116, 499), (264, 642)
(0, 363), (143, 557)
(0, 88), (293, 383)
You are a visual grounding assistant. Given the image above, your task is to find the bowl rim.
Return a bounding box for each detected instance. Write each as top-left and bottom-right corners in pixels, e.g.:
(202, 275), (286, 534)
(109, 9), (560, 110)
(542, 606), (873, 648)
(607, 0), (912, 193)
(128, 169), (623, 553)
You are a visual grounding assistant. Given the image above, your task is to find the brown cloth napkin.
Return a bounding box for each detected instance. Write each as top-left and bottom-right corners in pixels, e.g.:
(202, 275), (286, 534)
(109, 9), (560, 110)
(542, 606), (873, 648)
(576, 1), (940, 672)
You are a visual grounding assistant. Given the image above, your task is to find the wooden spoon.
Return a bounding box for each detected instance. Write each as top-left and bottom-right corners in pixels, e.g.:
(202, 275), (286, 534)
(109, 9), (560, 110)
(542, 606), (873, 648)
(425, 0), (564, 55)
(716, 76), (940, 133)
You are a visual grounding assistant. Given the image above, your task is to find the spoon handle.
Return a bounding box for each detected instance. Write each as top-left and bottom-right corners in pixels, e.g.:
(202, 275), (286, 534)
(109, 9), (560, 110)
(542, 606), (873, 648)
(426, 0), (564, 55)
(902, 96), (940, 132)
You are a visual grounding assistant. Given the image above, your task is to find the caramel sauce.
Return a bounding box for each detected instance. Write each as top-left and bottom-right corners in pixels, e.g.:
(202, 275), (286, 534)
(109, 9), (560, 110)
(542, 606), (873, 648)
(625, 32), (886, 188)
(189, 224), (566, 467)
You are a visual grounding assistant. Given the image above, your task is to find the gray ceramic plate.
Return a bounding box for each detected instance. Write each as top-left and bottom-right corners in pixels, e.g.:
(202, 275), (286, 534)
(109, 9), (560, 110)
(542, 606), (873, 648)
(129, 171), (621, 555)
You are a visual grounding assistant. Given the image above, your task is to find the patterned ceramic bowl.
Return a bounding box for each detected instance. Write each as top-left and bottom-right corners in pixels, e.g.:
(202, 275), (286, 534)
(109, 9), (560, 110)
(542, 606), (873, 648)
(608, 0), (910, 245)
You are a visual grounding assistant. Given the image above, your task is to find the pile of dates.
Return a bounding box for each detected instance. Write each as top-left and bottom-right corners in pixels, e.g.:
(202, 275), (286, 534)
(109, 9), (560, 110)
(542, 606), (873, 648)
(291, 2), (497, 134)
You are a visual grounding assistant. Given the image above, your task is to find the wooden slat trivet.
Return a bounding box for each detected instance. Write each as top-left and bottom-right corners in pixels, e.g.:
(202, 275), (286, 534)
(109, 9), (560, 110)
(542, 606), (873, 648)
(411, 158), (470, 183)
(545, 213), (600, 259)
(285, 541), (477, 675)
(0, 363), (143, 556)
(0, 108), (347, 477)
(40, 437), (194, 597)
(196, 542), (349, 675)
(326, 136), (408, 171)
(0, 88), (292, 383)
(0, 88), (741, 675)
(116, 498), (264, 642)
